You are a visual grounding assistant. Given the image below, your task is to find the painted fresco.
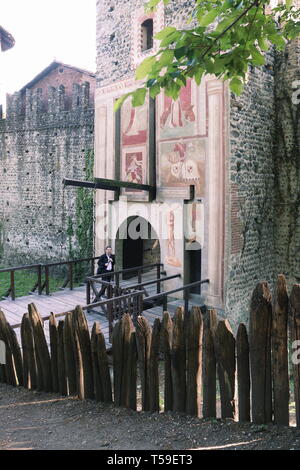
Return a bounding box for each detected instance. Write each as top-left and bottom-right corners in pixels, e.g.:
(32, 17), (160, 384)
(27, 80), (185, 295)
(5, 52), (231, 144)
(121, 97), (148, 146)
(121, 95), (148, 197)
(159, 139), (206, 197)
(122, 148), (146, 193)
(164, 206), (182, 268)
(159, 79), (197, 139)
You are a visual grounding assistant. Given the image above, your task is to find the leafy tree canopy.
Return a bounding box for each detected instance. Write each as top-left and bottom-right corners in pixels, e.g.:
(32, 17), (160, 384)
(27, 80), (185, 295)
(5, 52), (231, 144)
(114, 0), (300, 110)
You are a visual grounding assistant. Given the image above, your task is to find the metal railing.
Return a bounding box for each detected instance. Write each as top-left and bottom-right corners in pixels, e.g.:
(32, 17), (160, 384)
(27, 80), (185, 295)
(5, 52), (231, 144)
(86, 277), (209, 326)
(85, 269), (180, 305)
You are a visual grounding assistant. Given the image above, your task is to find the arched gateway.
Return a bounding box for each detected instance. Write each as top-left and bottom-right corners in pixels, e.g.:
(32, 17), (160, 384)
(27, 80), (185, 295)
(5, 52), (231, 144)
(115, 216), (161, 277)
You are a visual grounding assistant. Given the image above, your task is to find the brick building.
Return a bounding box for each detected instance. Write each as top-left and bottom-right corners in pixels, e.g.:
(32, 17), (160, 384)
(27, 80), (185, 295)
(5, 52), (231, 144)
(94, 0), (298, 327)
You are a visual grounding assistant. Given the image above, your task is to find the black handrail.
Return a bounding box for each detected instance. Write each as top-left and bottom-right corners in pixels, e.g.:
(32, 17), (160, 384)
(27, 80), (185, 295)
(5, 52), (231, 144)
(85, 269), (177, 305)
(144, 278), (209, 313)
(92, 262), (163, 279)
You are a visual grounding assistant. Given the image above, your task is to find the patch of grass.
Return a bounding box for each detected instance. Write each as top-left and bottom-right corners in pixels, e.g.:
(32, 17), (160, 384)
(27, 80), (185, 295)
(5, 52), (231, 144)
(0, 268), (77, 298)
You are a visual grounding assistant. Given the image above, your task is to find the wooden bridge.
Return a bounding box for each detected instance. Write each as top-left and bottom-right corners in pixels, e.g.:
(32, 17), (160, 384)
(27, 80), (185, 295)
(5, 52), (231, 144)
(0, 260), (207, 349)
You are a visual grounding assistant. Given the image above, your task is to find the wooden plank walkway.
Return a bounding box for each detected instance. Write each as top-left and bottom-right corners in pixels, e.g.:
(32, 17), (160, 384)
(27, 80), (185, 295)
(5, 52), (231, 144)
(0, 270), (203, 349)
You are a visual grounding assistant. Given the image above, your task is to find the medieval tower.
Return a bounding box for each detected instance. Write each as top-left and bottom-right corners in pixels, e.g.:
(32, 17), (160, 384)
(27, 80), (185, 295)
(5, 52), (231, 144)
(94, 0), (300, 326)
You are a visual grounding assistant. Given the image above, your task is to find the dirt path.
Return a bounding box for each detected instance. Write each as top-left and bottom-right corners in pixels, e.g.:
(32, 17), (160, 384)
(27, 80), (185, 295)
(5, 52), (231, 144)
(0, 383), (300, 450)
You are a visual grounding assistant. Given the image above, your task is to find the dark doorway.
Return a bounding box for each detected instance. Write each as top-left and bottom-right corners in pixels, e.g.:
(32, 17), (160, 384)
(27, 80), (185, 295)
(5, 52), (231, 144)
(123, 235), (143, 271)
(116, 216), (161, 280)
(186, 247), (202, 294)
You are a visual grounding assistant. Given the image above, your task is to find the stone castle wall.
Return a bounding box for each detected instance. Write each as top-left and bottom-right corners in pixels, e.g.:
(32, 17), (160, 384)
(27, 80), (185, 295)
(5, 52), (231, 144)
(0, 82), (95, 267)
(225, 60), (276, 327)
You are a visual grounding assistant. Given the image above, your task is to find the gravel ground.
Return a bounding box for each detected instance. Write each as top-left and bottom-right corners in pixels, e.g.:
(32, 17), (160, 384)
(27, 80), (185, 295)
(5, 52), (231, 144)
(0, 383), (300, 450)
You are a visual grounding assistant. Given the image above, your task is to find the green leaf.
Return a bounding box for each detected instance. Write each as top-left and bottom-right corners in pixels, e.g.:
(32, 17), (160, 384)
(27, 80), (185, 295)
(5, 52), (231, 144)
(155, 26), (177, 40)
(268, 34), (286, 49)
(160, 31), (181, 47)
(250, 47), (265, 66)
(158, 49), (175, 67)
(132, 88), (147, 107)
(114, 93), (131, 112)
(215, 15), (236, 34)
(165, 80), (181, 100)
(194, 67), (204, 86)
(257, 37), (269, 52)
(198, 9), (220, 27)
(135, 56), (156, 80)
(229, 77), (243, 95)
(149, 83), (161, 99)
(174, 46), (187, 60)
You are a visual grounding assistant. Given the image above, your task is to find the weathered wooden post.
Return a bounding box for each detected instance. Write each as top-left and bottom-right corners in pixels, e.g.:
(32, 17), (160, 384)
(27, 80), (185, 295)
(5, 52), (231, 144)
(136, 316), (152, 411)
(64, 311), (77, 395)
(96, 327), (112, 403)
(149, 318), (161, 412)
(171, 307), (186, 412)
(0, 311), (17, 386)
(186, 306), (203, 416)
(72, 306), (94, 399)
(236, 323), (250, 422)
(272, 275), (289, 426)
(91, 322), (103, 401)
(202, 309), (217, 419)
(57, 320), (67, 396)
(49, 313), (59, 393)
(6, 322), (23, 386)
(162, 311), (173, 412)
(249, 282), (273, 424)
(214, 319), (236, 420)
(290, 284), (300, 428)
(122, 314), (137, 410)
(21, 313), (37, 390)
(28, 303), (52, 392)
(112, 320), (122, 406)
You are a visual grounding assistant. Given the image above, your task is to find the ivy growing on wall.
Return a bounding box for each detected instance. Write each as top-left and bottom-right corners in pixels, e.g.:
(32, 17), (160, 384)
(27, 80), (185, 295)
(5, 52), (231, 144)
(66, 150), (94, 275)
(74, 149), (94, 260)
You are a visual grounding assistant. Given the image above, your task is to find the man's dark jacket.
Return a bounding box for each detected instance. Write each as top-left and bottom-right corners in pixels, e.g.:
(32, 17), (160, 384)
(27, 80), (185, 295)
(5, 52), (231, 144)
(97, 254), (116, 275)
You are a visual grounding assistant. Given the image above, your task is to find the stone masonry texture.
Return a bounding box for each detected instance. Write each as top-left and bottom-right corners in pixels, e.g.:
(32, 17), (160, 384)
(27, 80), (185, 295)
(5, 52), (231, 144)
(0, 69), (95, 268)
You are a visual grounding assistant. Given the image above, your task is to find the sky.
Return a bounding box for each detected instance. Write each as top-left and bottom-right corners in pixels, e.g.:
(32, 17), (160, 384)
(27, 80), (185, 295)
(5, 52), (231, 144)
(0, 0), (96, 104)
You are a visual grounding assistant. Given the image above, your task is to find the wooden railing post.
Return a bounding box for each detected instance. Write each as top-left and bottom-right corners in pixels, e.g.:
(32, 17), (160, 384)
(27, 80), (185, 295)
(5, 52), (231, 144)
(45, 266), (50, 295)
(107, 284), (114, 342)
(184, 286), (189, 314)
(157, 264), (161, 294)
(10, 271), (15, 300)
(116, 272), (120, 288)
(69, 262), (74, 290)
(37, 265), (42, 295)
(86, 279), (91, 309)
(90, 258), (94, 276)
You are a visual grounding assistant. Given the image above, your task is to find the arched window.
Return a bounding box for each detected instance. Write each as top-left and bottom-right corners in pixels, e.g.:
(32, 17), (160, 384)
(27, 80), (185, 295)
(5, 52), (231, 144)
(141, 19), (153, 52)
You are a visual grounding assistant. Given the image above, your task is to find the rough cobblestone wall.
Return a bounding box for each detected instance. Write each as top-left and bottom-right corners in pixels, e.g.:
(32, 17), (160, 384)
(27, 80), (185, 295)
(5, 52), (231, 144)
(96, 0), (194, 88)
(225, 59), (276, 327)
(273, 40), (300, 289)
(0, 82), (95, 267)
